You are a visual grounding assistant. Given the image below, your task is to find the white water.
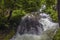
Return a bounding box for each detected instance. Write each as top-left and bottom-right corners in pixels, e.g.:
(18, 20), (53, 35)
(39, 13), (59, 31)
(10, 13), (59, 40)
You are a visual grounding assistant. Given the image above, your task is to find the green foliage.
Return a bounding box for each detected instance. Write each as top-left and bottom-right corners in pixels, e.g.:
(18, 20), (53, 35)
(43, 0), (58, 22)
(46, 0), (57, 7)
(0, 0), (15, 9)
(45, 7), (58, 22)
(0, 0), (42, 28)
(0, 0), (5, 8)
(12, 9), (26, 17)
(53, 29), (60, 40)
(15, 0), (41, 12)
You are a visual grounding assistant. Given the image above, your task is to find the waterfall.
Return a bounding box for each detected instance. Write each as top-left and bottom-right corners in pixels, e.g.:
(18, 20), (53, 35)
(39, 13), (59, 31)
(10, 13), (59, 40)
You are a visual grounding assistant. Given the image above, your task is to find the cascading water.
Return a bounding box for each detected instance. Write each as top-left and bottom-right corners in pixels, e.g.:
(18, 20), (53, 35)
(10, 13), (59, 40)
(39, 13), (59, 31)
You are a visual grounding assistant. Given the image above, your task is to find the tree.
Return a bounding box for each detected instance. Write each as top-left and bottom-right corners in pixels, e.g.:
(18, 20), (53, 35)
(57, 0), (60, 26)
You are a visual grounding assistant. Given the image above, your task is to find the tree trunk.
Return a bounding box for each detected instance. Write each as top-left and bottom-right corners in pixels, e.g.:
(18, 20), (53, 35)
(57, 0), (60, 27)
(8, 10), (12, 20)
(7, 9), (12, 21)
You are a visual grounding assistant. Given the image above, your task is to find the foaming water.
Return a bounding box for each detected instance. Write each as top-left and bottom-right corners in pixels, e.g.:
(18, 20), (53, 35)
(10, 13), (59, 40)
(14, 34), (41, 40)
(39, 13), (59, 31)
